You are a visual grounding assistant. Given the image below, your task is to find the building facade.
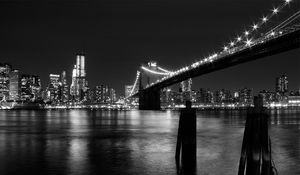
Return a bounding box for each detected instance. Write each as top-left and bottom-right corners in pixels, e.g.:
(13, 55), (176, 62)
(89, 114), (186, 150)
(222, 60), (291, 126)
(70, 54), (88, 102)
(0, 63), (12, 101)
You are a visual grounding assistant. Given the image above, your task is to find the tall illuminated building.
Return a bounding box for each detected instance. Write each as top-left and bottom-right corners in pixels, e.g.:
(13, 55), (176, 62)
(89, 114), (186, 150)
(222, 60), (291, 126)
(70, 54), (88, 101)
(239, 88), (252, 105)
(20, 74), (41, 101)
(0, 63), (12, 101)
(9, 69), (21, 101)
(110, 88), (117, 103)
(61, 71), (69, 103)
(47, 74), (61, 102)
(179, 78), (192, 102)
(20, 74), (31, 101)
(276, 74), (288, 94)
(30, 75), (42, 100)
(96, 85), (109, 103)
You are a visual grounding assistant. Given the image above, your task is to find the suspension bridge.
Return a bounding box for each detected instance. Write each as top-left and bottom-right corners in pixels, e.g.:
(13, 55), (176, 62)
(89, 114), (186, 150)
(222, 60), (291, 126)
(127, 0), (300, 110)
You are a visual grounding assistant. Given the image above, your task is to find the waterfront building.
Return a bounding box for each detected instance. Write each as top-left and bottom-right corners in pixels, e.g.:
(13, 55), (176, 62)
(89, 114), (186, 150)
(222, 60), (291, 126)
(196, 88), (214, 104)
(161, 88), (171, 106)
(206, 90), (214, 104)
(94, 85), (110, 103)
(196, 88), (206, 104)
(110, 88), (117, 103)
(61, 71), (69, 103)
(239, 88), (253, 105)
(191, 90), (197, 103)
(215, 89), (225, 104)
(20, 74), (41, 101)
(276, 74), (288, 95)
(288, 95), (300, 105)
(70, 54), (88, 102)
(179, 78), (192, 102)
(9, 69), (21, 101)
(0, 63), (12, 101)
(47, 74), (61, 102)
(30, 75), (42, 100)
(259, 90), (276, 105)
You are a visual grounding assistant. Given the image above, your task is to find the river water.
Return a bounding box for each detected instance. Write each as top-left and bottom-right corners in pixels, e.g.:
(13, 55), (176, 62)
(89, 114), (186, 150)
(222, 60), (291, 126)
(0, 109), (299, 175)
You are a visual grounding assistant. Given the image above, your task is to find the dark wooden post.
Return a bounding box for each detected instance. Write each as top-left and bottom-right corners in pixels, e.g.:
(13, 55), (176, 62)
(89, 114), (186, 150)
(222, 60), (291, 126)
(238, 96), (275, 175)
(176, 101), (197, 174)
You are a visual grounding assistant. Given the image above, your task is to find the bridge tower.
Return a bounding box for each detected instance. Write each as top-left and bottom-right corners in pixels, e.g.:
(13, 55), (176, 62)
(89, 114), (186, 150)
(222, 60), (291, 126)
(138, 62), (162, 110)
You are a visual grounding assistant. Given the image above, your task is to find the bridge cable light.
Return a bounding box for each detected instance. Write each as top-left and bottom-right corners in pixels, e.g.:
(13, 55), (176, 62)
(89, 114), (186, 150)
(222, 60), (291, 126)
(157, 66), (173, 74)
(272, 7), (279, 14)
(262, 16), (268, 23)
(285, 0), (292, 4)
(252, 24), (259, 30)
(136, 0), (297, 92)
(141, 66), (171, 76)
(245, 38), (253, 46)
(128, 71), (140, 97)
(244, 31), (250, 36)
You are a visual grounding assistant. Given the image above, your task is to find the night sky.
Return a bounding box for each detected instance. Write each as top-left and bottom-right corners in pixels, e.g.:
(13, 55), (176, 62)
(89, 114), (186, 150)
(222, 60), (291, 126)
(0, 0), (299, 95)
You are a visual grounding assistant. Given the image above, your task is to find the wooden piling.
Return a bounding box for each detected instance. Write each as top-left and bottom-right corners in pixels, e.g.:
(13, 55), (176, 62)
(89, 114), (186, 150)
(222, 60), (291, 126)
(238, 96), (275, 175)
(175, 101), (197, 173)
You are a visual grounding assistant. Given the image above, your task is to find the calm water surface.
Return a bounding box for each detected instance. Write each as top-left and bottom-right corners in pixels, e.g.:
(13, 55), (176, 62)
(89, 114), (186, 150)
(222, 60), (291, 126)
(0, 109), (299, 175)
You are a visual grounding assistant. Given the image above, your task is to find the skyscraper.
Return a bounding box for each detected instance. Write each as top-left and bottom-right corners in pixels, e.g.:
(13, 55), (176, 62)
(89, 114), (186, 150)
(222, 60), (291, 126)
(20, 74), (38, 101)
(61, 71), (69, 103)
(110, 88), (117, 103)
(239, 88), (253, 105)
(47, 74), (61, 102)
(70, 54), (88, 101)
(9, 69), (21, 101)
(179, 78), (192, 102)
(276, 74), (288, 94)
(0, 63), (12, 101)
(30, 75), (42, 100)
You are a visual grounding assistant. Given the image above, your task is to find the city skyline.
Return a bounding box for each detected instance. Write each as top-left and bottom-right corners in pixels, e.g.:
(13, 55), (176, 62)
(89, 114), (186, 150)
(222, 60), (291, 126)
(2, 59), (299, 104)
(0, 0), (299, 94)
(0, 1), (299, 175)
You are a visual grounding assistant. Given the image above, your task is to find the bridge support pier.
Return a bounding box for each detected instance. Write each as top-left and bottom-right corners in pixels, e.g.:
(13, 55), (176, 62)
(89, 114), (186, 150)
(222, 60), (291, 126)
(238, 96), (275, 175)
(138, 89), (161, 110)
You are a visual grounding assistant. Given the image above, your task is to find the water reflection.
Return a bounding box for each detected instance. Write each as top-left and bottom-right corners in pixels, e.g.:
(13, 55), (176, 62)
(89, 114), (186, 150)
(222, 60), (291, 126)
(0, 109), (298, 175)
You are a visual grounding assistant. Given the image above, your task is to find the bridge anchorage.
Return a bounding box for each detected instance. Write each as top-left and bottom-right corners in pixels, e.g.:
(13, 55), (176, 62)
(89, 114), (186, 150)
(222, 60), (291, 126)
(127, 0), (300, 110)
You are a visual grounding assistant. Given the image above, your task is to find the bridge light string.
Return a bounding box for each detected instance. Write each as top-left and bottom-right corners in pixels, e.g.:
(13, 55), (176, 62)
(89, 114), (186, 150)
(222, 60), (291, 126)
(140, 0), (297, 89)
(128, 71), (140, 97)
(224, 0), (294, 49)
(266, 10), (300, 35)
(141, 66), (172, 75)
(157, 66), (173, 73)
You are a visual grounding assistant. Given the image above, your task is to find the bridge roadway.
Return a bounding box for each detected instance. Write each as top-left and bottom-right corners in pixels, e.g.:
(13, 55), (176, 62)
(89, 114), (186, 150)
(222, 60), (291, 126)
(135, 26), (300, 109)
